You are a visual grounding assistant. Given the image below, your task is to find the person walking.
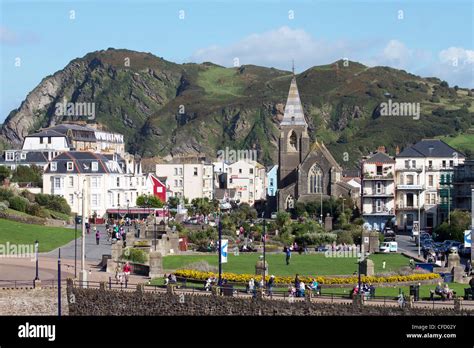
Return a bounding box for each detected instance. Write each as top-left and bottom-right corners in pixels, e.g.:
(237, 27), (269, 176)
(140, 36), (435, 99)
(267, 275), (275, 296)
(285, 247), (291, 265)
(95, 229), (100, 245)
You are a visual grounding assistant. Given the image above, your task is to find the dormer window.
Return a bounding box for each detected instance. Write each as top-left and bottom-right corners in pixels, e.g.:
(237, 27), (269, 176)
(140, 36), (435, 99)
(5, 152), (14, 161)
(51, 162), (57, 171)
(20, 153), (26, 160)
(67, 161), (74, 171)
(92, 161), (98, 172)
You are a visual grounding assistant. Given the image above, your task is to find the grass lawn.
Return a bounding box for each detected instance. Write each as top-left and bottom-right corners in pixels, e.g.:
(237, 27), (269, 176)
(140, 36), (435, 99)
(163, 252), (411, 276)
(0, 218), (76, 252)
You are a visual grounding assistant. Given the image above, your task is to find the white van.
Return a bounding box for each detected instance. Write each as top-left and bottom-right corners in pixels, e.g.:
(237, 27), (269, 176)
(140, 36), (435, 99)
(380, 241), (398, 253)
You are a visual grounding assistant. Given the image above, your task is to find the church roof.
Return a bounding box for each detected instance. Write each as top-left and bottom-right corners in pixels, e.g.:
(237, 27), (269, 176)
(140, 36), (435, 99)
(302, 140), (342, 171)
(280, 77), (308, 127)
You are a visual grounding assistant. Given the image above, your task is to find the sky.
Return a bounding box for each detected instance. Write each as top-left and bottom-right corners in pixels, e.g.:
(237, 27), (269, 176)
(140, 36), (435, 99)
(0, 0), (473, 122)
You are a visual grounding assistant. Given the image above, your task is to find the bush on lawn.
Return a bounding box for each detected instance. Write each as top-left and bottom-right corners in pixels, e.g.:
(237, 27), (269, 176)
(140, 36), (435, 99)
(8, 195), (29, 212)
(34, 193), (71, 215)
(0, 188), (14, 201)
(0, 200), (8, 212)
(122, 248), (148, 264)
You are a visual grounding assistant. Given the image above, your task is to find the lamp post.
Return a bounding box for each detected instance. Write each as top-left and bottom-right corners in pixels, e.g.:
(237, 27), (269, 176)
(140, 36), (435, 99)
(262, 211), (266, 281)
(218, 212), (222, 286)
(153, 208), (157, 251)
(34, 240), (39, 281)
(79, 178), (87, 287)
(74, 213), (77, 278)
(127, 199), (130, 234)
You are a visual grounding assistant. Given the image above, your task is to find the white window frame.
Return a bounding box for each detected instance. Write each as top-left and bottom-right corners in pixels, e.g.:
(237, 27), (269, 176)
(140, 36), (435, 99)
(54, 177), (62, 189)
(67, 161), (74, 171)
(69, 176), (74, 188)
(51, 162), (57, 171)
(91, 161), (99, 172)
(5, 152), (14, 161)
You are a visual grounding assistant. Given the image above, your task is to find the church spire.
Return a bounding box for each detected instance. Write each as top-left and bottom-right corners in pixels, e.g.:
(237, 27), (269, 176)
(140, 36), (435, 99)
(280, 68), (307, 127)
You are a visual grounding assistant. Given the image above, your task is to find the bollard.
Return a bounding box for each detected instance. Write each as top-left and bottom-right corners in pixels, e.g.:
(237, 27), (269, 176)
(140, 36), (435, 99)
(136, 283), (145, 293)
(454, 297), (463, 312)
(33, 279), (42, 289)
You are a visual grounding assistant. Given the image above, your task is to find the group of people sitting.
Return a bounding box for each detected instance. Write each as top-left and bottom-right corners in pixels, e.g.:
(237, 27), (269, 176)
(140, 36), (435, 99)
(287, 275), (320, 297)
(433, 282), (455, 300)
(351, 283), (376, 299)
(163, 273), (177, 285)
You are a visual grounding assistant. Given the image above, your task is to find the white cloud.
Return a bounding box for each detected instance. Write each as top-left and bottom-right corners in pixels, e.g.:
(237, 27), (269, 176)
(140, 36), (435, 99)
(191, 26), (372, 72)
(0, 26), (39, 45)
(191, 27), (474, 88)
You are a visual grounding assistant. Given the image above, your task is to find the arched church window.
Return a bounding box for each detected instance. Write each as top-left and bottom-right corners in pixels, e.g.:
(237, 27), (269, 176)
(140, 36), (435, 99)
(289, 131), (297, 151)
(308, 164), (323, 194)
(286, 195), (294, 210)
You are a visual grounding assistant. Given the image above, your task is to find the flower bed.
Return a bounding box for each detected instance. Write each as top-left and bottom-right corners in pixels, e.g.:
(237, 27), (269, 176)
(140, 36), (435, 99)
(174, 269), (441, 285)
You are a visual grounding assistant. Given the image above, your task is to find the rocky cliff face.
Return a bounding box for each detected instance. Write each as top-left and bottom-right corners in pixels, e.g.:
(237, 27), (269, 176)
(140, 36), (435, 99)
(2, 49), (472, 167)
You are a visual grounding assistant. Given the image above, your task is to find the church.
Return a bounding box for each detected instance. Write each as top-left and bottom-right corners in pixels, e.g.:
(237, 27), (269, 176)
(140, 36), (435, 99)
(277, 74), (352, 212)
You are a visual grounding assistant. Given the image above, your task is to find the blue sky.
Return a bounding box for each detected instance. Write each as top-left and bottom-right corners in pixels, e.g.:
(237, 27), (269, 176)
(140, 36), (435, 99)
(1, 0), (473, 122)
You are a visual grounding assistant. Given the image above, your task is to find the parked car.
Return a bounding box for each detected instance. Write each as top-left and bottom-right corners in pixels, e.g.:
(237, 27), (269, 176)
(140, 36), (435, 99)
(458, 246), (471, 257)
(380, 241), (398, 253)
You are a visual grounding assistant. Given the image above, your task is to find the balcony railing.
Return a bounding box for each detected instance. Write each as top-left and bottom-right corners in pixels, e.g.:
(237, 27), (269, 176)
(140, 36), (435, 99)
(363, 207), (394, 215)
(396, 184), (423, 190)
(363, 173), (394, 180)
(397, 167), (423, 172)
(396, 203), (422, 209)
(363, 190), (394, 196)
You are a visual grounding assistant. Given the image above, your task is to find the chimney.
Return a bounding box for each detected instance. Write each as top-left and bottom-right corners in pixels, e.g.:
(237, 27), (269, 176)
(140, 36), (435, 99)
(377, 146), (386, 153)
(395, 145), (400, 155)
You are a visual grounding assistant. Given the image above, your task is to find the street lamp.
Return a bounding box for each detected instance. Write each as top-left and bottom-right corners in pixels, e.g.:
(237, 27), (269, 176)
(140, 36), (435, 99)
(261, 211), (266, 282)
(153, 214), (157, 251)
(34, 240), (39, 281)
(80, 178), (87, 287)
(127, 199), (130, 234)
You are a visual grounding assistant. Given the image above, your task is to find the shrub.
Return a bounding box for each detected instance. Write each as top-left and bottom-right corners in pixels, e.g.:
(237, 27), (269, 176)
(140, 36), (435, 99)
(0, 188), (14, 201)
(20, 190), (36, 203)
(0, 201), (8, 212)
(26, 202), (43, 217)
(122, 248), (148, 264)
(8, 196), (29, 212)
(336, 230), (354, 245)
(34, 193), (71, 215)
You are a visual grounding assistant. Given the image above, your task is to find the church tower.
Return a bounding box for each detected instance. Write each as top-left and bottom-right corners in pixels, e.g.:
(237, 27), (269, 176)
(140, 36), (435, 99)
(278, 73), (310, 188)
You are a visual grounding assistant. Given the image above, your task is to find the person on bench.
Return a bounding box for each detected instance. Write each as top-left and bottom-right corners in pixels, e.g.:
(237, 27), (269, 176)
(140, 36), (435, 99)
(432, 282), (447, 300)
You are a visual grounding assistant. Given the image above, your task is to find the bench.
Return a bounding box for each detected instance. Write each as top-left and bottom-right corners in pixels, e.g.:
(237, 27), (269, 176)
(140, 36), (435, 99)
(430, 289), (456, 301)
(464, 288), (474, 300)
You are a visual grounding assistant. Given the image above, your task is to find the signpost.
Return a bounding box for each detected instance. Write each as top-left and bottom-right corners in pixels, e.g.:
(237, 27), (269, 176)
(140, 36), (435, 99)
(413, 221), (420, 257)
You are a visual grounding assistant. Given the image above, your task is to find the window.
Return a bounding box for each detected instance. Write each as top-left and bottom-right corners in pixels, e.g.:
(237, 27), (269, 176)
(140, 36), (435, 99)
(406, 175), (414, 185)
(289, 131), (298, 151)
(179, 179), (183, 187)
(376, 199), (382, 212)
(194, 167), (198, 176)
(69, 177), (74, 187)
(178, 167), (183, 175)
(412, 160), (416, 168)
(229, 178), (233, 184)
(69, 194), (74, 205)
(51, 162), (57, 171)
(249, 192), (253, 199)
(376, 165), (383, 175)
(428, 175), (433, 187)
(91, 177), (100, 188)
(48, 137), (51, 144)
(449, 160), (454, 168)
(5, 152), (14, 161)
(157, 187), (163, 193)
(20, 153), (26, 160)
(428, 160), (433, 168)
(54, 177), (62, 189)
(270, 178), (274, 186)
(91, 161), (98, 172)
(250, 179), (254, 185)
(116, 177), (120, 187)
(91, 194), (100, 207)
(442, 160), (446, 168)
(174, 179), (178, 187)
(67, 162), (74, 171)
(249, 168), (254, 174)
(404, 160), (409, 169)
(308, 164), (323, 194)
(174, 167), (178, 175)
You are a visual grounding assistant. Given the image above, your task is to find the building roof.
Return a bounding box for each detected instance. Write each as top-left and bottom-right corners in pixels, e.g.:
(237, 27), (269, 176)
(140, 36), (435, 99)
(44, 151), (121, 174)
(397, 139), (465, 158)
(280, 77), (308, 127)
(364, 151), (395, 164)
(0, 150), (50, 165)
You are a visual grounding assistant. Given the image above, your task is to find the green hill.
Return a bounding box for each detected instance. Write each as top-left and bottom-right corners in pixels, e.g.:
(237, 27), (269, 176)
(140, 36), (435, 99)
(1, 48), (473, 167)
